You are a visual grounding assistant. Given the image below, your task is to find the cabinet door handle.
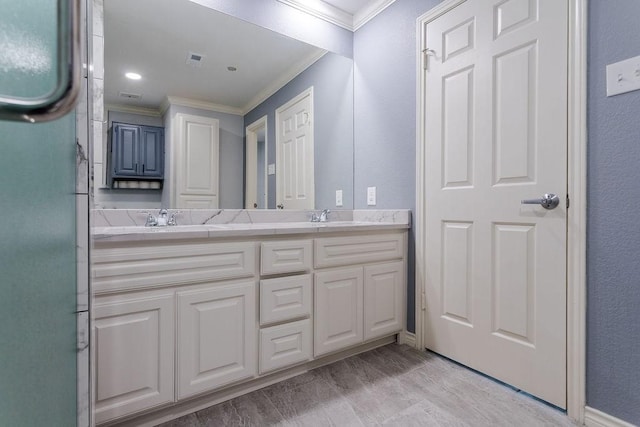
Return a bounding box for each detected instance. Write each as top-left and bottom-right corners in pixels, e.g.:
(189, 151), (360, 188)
(142, 164), (145, 174)
(135, 163), (138, 173)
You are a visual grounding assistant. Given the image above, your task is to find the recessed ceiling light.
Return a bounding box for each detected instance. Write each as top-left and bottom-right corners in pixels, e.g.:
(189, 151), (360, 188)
(227, 66), (237, 72)
(125, 72), (142, 80)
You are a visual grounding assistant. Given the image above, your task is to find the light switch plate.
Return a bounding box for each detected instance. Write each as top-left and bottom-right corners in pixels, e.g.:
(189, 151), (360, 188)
(606, 55), (640, 96)
(267, 163), (275, 175)
(367, 187), (376, 206)
(335, 190), (343, 207)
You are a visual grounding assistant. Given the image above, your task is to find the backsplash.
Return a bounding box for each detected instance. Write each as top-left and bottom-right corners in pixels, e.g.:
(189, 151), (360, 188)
(91, 209), (410, 227)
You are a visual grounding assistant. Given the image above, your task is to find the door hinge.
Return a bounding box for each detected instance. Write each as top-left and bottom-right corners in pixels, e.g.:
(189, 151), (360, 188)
(566, 194), (570, 209)
(421, 291), (427, 311)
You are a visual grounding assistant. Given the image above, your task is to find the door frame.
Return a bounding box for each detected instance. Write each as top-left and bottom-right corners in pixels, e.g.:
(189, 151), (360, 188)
(245, 115), (268, 209)
(414, 0), (587, 422)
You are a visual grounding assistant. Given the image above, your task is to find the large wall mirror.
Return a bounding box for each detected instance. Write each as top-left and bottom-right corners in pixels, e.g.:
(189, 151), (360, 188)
(92, 0), (354, 210)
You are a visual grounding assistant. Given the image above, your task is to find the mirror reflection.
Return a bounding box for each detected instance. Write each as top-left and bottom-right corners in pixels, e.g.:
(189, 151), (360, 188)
(94, 0), (354, 210)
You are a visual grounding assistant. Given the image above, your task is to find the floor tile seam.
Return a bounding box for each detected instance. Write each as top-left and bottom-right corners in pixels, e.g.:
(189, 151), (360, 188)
(258, 388), (289, 423)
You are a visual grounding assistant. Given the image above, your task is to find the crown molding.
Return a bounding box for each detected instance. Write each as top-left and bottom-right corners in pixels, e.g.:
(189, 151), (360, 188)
(277, 0), (353, 31)
(241, 49), (327, 115)
(105, 103), (162, 117)
(353, 0), (396, 30)
(163, 96), (244, 116)
(277, 0), (396, 32)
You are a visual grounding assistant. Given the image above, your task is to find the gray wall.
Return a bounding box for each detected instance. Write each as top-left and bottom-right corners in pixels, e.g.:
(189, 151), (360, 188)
(244, 52), (354, 210)
(353, 0), (442, 332)
(190, 0), (353, 58)
(587, 1), (640, 423)
(162, 104), (245, 209)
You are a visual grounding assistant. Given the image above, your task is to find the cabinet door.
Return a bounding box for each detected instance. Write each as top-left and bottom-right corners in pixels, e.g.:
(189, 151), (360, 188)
(314, 267), (364, 357)
(140, 126), (164, 178)
(174, 113), (220, 208)
(93, 294), (174, 424)
(177, 281), (256, 400)
(364, 261), (404, 340)
(112, 123), (140, 177)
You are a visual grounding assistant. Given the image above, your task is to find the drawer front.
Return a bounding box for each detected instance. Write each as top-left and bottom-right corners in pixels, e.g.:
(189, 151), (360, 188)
(259, 319), (312, 374)
(314, 233), (405, 269)
(261, 239), (312, 275)
(93, 241), (256, 293)
(260, 274), (312, 325)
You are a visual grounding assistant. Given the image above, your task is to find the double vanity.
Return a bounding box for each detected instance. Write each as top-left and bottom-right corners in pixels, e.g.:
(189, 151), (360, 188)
(91, 209), (410, 426)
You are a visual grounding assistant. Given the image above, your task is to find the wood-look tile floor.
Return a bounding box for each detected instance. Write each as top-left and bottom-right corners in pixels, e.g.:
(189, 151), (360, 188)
(159, 344), (576, 426)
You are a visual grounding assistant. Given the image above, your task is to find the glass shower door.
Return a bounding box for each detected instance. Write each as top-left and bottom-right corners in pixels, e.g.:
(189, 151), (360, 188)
(0, 0), (79, 424)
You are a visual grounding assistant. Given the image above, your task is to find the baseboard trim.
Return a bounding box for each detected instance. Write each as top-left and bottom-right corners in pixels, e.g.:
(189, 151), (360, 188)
(398, 330), (417, 348)
(584, 406), (636, 427)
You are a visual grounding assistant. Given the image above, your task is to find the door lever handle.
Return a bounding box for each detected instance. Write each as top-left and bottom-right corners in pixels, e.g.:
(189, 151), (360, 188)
(521, 193), (560, 210)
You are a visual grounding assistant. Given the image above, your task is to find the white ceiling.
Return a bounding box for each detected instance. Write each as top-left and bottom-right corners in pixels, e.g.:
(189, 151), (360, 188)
(104, 0), (326, 112)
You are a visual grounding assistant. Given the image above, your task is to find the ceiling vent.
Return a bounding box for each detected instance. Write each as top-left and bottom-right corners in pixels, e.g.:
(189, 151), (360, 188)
(118, 91), (142, 100)
(186, 51), (204, 67)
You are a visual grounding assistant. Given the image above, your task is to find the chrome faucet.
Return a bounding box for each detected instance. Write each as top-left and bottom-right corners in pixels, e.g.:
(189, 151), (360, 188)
(143, 209), (179, 227)
(311, 209), (331, 223)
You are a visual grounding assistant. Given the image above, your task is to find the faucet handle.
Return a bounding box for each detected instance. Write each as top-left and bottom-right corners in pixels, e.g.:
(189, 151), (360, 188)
(168, 211), (183, 226)
(145, 213), (158, 227)
(310, 213), (320, 223)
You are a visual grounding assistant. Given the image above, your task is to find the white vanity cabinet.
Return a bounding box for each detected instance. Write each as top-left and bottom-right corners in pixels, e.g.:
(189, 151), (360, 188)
(93, 291), (175, 424)
(92, 225), (407, 425)
(177, 281), (257, 399)
(314, 233), (406, 357)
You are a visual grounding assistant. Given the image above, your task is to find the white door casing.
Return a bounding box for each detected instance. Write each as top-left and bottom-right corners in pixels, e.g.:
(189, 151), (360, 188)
(245, 115), (268, 209)
(420, 0), (568, 408)
(172, 113), (220, 208)
(276, 87), (314, 210)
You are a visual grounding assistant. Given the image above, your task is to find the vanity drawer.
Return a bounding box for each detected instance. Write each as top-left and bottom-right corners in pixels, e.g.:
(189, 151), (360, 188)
(261, 239), (312, 275)
(93, 241), (256, 293)
(259, 319), (312, 374)
(260, 274), (312, 325)
(314, 233), (405, 269)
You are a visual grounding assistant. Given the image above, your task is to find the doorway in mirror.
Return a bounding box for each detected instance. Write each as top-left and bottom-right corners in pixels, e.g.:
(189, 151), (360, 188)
(246, 116), (269, 209)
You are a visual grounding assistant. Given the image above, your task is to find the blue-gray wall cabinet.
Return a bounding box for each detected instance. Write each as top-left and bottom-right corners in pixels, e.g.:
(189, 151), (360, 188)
(111, 122), (164, 182)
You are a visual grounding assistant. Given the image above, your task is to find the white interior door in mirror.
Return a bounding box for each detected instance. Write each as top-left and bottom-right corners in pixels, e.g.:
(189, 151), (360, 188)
(173, 113), (220, 208)
(276, 87), (314, 210)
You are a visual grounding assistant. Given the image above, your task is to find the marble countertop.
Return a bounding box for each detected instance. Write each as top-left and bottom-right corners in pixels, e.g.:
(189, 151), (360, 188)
(91, 209), (411, 243)
(92, 220), (410, 243)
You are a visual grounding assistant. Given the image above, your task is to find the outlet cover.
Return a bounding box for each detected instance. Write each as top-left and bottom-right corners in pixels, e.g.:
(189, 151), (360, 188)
(606, 55), (640, 96)
(267, 163), (275, 175)
(335, 190), (343, 207)
(367, 186), (376, 206)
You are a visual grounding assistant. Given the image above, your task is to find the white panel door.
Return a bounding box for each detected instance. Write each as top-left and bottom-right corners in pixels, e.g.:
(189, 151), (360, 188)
(422, 0), (568, 408)
(364, 261), (404, 340)
(276, 87), (314, 210)
(314, 266), (364, 356)
(94, 294), (174, 424)
(174, 113), (219, 208)
(177, 281), (256, 400)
